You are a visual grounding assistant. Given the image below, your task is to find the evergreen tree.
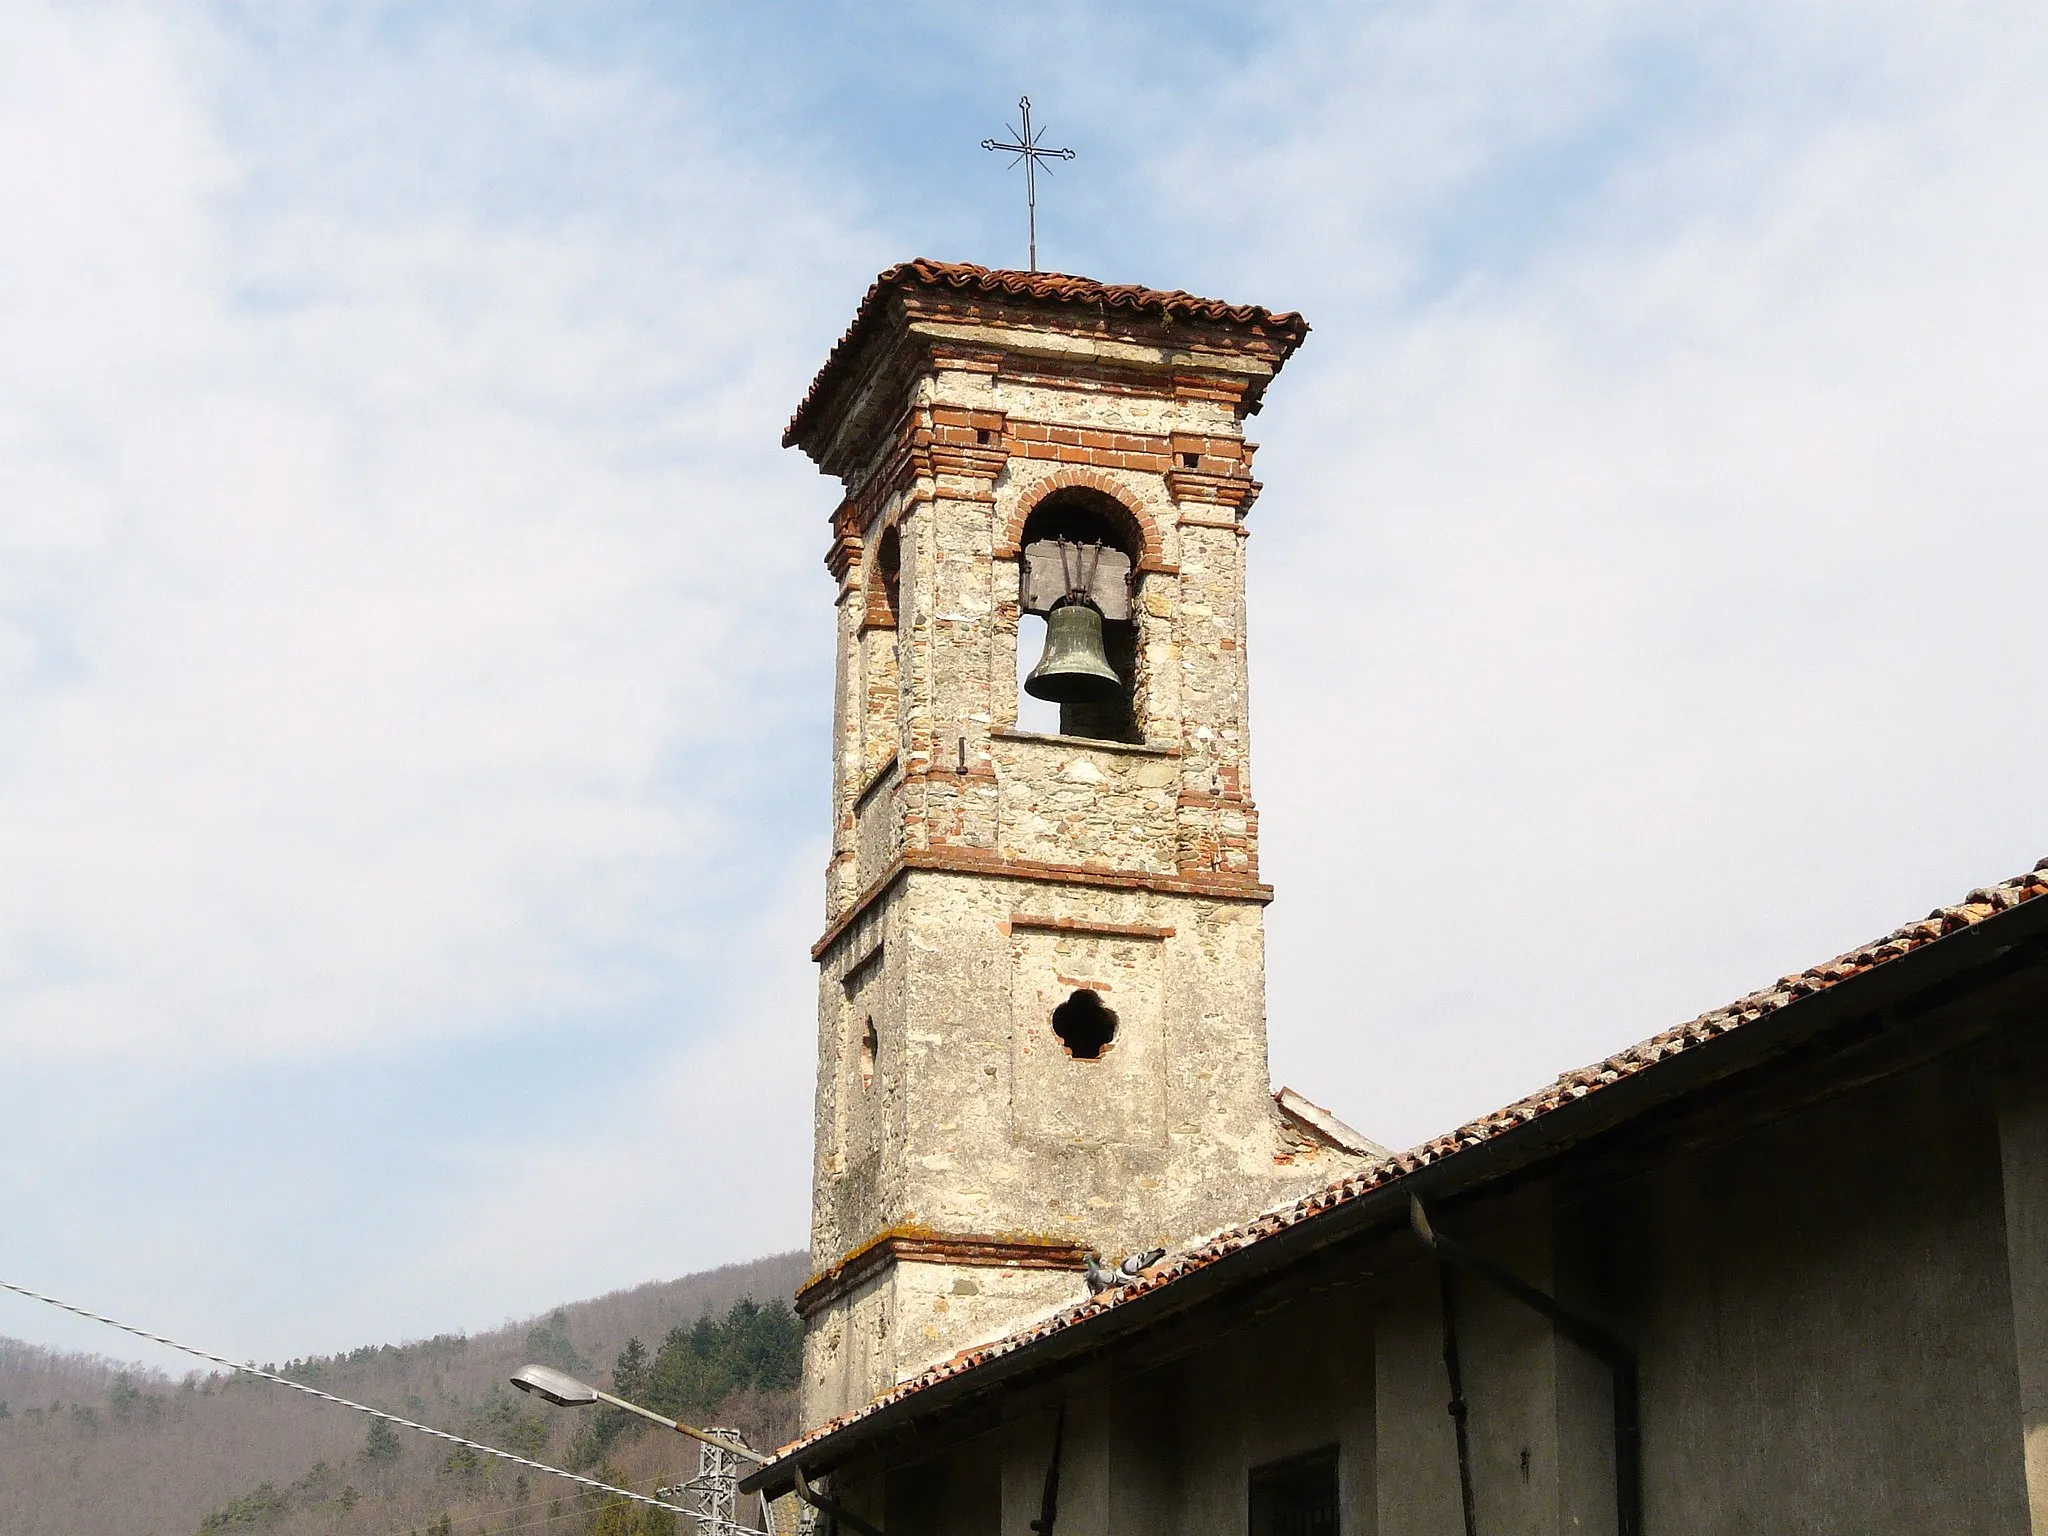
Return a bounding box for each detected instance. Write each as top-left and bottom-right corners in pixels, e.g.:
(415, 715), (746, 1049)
(523, 1308), (582, 1372)
(362, 1416), (403, 1464)
(613, 1337), (649, 1402)
(644, 1297), (802, 1420)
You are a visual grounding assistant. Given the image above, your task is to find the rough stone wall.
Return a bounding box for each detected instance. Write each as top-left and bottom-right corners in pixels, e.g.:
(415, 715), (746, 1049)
(801, 297), (1348, 1428)
(810, 900), (906, 1266)
(818, 344), (1271, 920)
(992, 735), (1181, 873)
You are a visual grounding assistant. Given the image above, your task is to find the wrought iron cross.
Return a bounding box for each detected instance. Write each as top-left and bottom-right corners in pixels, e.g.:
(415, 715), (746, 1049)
(981, 96), (1075, 273)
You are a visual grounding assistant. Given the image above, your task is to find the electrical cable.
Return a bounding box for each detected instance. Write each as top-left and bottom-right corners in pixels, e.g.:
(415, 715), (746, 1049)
(0, 1279), (687, 1516)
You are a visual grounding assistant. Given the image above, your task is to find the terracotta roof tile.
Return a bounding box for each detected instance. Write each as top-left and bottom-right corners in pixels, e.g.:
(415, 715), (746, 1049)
(784, 260), (1310, 451)
(760, 855), (2048, 1469)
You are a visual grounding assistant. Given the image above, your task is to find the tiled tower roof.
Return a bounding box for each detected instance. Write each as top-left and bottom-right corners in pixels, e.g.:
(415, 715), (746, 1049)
(785, 259), (1310, 451)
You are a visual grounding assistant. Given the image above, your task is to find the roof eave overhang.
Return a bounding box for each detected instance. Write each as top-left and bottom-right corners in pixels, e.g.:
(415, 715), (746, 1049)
(783, 261), (1310, 476)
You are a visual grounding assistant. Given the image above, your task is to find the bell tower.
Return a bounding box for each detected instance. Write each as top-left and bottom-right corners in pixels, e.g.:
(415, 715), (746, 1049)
(788, 262), (1368, 1426)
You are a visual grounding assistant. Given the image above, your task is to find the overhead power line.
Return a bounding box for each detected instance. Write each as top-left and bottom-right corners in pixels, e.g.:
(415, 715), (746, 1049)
(0, 1277), (686, 1516)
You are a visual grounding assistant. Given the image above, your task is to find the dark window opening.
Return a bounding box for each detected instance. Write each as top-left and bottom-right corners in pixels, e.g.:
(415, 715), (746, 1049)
(1181, 451), (1200, 469)
(1249, 1447), (1339, 1536)
(977, 428), (995, 446)
(866, 525), (901, 630)
(859, 1017), (878, 1088)
(1051, 989), (1118, 1060)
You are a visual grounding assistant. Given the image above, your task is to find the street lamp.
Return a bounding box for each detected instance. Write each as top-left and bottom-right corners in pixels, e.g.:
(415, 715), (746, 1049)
(513, 1362), (882, 1536)
(510, 1363), (770, 1466)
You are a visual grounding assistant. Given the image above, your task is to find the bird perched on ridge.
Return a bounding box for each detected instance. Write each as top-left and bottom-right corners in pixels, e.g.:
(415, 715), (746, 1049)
(1084, 1248), (1168, 1295)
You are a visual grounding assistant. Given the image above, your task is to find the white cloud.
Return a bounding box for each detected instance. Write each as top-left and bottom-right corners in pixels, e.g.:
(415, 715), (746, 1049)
(1232, 2), (2048, 1142)
(0, 4), (845, 1068)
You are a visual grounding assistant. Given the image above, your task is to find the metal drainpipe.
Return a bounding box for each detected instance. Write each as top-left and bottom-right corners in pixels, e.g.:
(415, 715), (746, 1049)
(793, 1463), (885, 1536)
(1030, 1404), (1067, 1536)
(1410, 1196), (1643, 1536)
(1437, 1264), (1480, 1536)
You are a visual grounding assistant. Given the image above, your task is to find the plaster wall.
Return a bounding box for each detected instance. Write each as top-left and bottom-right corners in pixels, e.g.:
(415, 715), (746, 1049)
(843, 1053), (2035, 1534)
(815, 869), (1325, 1260)
(1614, 1061), (2025, 1532)
(836, 1278), (1379, 1536)
(800, 1262), (1078, 1432)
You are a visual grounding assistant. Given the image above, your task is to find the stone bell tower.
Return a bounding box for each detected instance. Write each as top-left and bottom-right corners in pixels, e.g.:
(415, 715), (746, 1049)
(788, 261), (1372, 1427)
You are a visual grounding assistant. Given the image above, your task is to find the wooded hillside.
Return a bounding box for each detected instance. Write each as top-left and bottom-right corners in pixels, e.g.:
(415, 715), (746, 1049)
(0, 1251), (809, 1536)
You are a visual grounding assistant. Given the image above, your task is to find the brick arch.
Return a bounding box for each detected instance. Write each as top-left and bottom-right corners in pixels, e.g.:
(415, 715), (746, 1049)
(998, 469), (1170, 572)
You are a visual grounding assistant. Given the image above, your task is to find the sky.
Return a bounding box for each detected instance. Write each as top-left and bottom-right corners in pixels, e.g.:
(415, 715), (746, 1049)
(3, 0), (2046, 1373)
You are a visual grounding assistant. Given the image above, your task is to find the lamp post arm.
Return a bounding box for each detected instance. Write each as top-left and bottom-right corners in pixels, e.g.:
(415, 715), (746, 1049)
(590, 1390), (770, 1465)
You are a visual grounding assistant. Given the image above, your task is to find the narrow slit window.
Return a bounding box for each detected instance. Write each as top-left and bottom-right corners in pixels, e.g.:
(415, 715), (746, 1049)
(859, 1017), (878, 1088)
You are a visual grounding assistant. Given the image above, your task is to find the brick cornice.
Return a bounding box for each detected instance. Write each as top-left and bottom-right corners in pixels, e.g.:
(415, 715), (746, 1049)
(825, 404), (1274, 573)
(795, 1229), (1091, 1317)
(814, 846), (1271, 960)
(1004, 914), (1175, 940)
(1167, 470), (1262, 513)
(994, 468), (1171, 573)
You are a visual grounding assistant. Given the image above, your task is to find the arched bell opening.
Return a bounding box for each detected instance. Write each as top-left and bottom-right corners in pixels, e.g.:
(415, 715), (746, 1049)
(870, 525), (901, 628)
(1015, 490), (1142, 743)
(860, 525), (903, 775)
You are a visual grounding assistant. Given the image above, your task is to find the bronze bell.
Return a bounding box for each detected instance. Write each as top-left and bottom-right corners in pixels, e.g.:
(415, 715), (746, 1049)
(1025, 601), (1122, 704)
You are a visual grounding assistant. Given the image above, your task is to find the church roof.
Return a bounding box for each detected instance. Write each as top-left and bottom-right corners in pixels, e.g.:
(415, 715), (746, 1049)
(783, 259), (1311, 453)
(743, 853), (2048, 1494)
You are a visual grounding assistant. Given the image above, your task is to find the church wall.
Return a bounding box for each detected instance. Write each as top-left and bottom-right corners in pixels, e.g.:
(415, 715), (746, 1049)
(1612, 1054), (2026, 1532)
(1374, 1185), (1581, 1536)
(893, 870), (1324, 1255)
(799, 1258), (1078, 1430)
(990, 734), (1182, 873)
(889, 1263), (1078, 1390)
(1151, 1299), (1378, 1536)
(1363, 1053), (2026, 1534)
(798, 1265), (896, 1438)
(852, 754), (903, 893)
(887, 1439), (1002, 1536)
(862, 1278), (1378, 1536)
(833, 1030), (2038, 1534)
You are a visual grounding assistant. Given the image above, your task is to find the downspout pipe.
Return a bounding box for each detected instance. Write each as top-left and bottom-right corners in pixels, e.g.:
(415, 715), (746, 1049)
(794, 1463), (885, 1536)
(1410, 1196), (1643, 1536)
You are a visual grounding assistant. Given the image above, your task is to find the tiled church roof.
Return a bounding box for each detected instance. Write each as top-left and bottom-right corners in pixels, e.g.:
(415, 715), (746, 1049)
(784, 260), (1311, 449)
(752, 855), (2048, 1480)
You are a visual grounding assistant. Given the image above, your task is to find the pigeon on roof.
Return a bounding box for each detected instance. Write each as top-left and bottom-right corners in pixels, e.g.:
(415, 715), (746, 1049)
(1084, 1249), (1167, 1295)
(1118, 1248), (1166, 1280)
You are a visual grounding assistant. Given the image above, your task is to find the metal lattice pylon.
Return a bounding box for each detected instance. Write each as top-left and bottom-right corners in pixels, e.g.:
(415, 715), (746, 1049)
(655, 1428), (773, 1536)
